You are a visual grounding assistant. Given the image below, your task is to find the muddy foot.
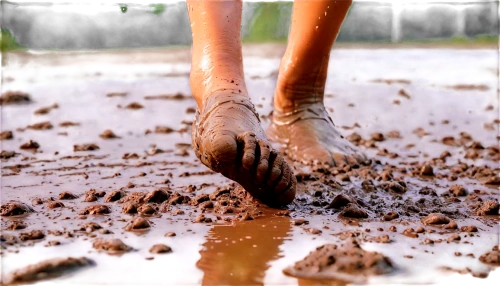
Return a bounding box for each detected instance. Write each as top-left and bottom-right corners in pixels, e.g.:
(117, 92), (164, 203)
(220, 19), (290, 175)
(192, 93), (296, 206)
(267, 103), (369, 167)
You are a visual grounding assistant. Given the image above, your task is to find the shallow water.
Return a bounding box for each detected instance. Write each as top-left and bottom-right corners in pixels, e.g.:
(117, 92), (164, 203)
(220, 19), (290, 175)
(1, 46), (499, 285)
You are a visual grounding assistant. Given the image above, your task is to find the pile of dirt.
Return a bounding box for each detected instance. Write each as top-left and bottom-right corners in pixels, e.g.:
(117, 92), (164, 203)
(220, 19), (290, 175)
(4, 257), (94, 285)
(0, 91), (31, 105)
(283, 239), (395, 283)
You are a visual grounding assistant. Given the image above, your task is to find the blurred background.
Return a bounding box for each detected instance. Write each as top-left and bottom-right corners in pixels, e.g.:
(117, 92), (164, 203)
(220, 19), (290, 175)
(1, 0), (498, 51)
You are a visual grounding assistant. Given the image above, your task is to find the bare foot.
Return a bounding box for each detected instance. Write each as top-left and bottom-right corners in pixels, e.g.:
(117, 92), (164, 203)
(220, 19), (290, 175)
(267, 103), (369, 167)
(192, 93), (296, 206)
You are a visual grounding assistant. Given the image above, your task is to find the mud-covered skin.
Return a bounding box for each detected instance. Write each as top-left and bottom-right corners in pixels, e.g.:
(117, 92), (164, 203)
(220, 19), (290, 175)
(267, 103), (369, 166)
(192, 93), (296, 206)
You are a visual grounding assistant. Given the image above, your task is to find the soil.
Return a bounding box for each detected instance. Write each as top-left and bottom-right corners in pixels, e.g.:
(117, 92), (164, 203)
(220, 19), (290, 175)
(34, 103), (59, 115)
(149, 244), (172, 254)
(0, 131), (14, 140)
(283, 239), (395, 283)
(3, 257), (94, 285)
(92, 238), (132, 254)
(99, 130), (120, 139)
(1, 47), (498, 285)
(0, 91), (31, 105)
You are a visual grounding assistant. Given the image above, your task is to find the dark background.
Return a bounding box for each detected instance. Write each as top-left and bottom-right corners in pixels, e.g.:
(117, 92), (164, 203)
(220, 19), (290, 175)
(1, 0), (499, 50)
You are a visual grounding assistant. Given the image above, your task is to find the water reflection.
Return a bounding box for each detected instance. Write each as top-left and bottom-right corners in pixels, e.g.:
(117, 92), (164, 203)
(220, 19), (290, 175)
(197, 214), (292, 285)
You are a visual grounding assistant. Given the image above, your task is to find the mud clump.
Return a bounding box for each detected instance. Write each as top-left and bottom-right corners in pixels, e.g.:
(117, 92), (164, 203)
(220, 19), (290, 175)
(479, 248), (500, 266)
(284, 239), (395, 283)
(420, 165), (434, 176)
(0, 91), (31, 105)
(449, 185), (468, 197)
(106, 91), (128, 98)
(476, 200), (499, 216)
(27, 121), (53, 130)
(74, 144), (100, 152)
(149, 244), (172, 254)
(59, 191), (77, 200)
(122, 202), (137, 214)
(19, 230), (45, 241)
(20, 140), (40, 150)
(47, 201), (65, 209)
(144, 93), (189, 100)
(4, 257), (94, 285)
(383, 211), (399, 221)
(79, 205), (110, 215)
(59, 121), (80, 127)
(0, 201), (33, 216)
(104, 190), (126, 202)
(461, 225), (478, 232)
(125, 102), (143, 109)
(125, 217), (151, 231)
(421, 213), (458, 229)
(327, 194), (368, 218)
(6, 221), (27, 230)
(34, 103), (59, 115)
(0, 130), (13, 140)
(92, 238), (131, 254)
(154, 126), (175, 134)
(144, 189), (170, 203)
(99, 130), (120, 139)
(80, 222), (102, 233)
(0, 150), (17, 159)
(195, 214), (213, 223)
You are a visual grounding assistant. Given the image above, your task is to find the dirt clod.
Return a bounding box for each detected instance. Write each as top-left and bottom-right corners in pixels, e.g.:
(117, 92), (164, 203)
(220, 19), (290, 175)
(0, 91), (31, 105)
(125, 217), (151, 231)
(79, 205), (110, 215)
(93, 238), (131, 254)
(20, 140), (40, 150)
(0, 201), (33, 216)
(59, 192), (77, 200)
(74, 144), (100, 152)
(149, 244), (172, 254)
(284, 239), (395, 283)
(0, 130), (13, 140)
(476, 200), (499, 216)
(99, 130), (119, 139)
(4, 257), (93, 284)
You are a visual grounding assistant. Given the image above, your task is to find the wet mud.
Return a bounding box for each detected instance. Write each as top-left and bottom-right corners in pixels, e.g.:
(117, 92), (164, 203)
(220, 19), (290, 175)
(1, 47), (499, 285)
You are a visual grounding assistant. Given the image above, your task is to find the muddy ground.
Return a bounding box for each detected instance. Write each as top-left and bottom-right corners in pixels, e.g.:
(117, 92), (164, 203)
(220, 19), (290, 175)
(0, 45), (499, 285)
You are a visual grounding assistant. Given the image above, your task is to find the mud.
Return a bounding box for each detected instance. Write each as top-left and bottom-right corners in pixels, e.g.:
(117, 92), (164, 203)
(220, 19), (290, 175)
(283, 239), (395, 283)
(149, 244), (172, 254)
(99, 130), (120, 139)
(34, 103), (59, 115)
(0, 202), (33, 216)
(3, 257), (94, 285)
(92, 238), (132, 254)
(192, 93), (296, 206)
(0, 131), (14, 140)
(1, 47), (498, 285)
(0, 91), (31, 105)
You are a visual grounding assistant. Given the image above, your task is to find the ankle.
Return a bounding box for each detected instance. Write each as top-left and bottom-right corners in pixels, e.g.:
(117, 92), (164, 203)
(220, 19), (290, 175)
(190, 71), (247, 110)
(274, 77), (325, 113)
(273, 54), (328, 113)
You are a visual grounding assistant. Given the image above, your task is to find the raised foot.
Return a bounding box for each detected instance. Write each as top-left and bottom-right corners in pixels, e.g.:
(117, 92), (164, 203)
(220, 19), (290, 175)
(267, 103), (369, 167)
(191, 93), (296, 206)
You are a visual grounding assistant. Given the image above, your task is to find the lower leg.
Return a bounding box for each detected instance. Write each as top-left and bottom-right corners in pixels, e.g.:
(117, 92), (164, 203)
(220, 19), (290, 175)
(269, 0), (369, 167)
(275, 0), (352, 112)
(187, 0), (296, 205)
(187, 0), (247, 108)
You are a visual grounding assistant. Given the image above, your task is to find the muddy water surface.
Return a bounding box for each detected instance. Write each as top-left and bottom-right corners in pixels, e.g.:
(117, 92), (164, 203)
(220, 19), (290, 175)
(1, 46), (499, 285)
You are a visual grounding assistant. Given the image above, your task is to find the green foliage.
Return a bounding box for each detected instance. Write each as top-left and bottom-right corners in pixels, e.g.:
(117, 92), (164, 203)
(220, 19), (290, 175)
(149, 4), (166, 15)
(0, 29), (25, 52)
(245, 3), (287, 43)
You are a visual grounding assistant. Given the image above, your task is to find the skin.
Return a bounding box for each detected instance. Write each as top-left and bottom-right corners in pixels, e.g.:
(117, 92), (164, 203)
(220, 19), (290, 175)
(187, 0), (367, 205)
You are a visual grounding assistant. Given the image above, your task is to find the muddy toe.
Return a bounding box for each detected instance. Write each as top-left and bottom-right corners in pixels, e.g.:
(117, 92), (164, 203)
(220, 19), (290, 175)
(192, 94), (296, 206)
